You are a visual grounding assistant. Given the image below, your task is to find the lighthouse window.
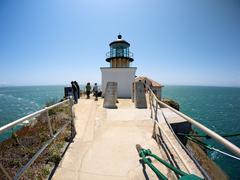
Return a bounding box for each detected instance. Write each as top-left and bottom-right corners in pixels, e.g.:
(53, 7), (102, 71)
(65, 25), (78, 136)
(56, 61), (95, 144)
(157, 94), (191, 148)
(124, 48), (129, 57)
(116, 48), (123, 57)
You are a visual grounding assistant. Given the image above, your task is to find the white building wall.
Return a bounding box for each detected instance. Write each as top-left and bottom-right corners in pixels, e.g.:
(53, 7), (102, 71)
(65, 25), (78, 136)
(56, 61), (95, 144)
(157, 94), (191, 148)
(100, 67), (137, 98)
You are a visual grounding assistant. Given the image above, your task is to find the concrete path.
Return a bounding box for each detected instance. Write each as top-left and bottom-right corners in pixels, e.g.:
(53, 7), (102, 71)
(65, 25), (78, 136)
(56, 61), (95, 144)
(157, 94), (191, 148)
(53, 98), (170, 179)
(53, 98), (202, 180)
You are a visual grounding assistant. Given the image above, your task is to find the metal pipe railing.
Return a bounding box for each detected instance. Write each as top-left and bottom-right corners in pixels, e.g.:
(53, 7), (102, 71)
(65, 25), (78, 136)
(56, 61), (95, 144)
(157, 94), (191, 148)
(0, 97), (75, 179)
(148, 88), (240, 157)
(149, 93), (194, 175)
(13, 122), (70, 180)
(0, 100), (69, 134)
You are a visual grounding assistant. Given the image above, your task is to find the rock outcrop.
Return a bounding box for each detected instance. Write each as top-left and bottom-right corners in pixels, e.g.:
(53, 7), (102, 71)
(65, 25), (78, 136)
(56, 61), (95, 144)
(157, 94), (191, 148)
(162, 98), (180, 111)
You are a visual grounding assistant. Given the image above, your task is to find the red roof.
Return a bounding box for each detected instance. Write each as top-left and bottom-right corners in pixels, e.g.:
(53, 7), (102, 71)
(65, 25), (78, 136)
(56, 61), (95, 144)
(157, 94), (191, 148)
(135, 76), (163, 88)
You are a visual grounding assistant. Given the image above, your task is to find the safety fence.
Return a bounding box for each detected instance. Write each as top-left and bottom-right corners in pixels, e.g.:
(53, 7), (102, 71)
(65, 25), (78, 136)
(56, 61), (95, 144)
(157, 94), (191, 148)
(0, 98), (76, 180)
(147, 86), (240, 179)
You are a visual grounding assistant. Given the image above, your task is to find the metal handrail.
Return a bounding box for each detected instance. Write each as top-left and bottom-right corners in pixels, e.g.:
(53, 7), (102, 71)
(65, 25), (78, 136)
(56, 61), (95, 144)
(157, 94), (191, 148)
(13, 122), (70, 180)
(148, 87), (240, 157)
(0, 99), (69, 134)
(0, 97), (76, 179)
(149, 93), (195, 175)
(106, 51), (134, 59)
(149, 92), (210, 179)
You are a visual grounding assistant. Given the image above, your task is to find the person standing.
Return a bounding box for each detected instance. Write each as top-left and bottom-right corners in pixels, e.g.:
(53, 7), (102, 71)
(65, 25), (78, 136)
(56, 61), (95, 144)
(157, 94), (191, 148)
(71, 81), (78, 103)
(74, 81), (80, 99)
(85, 82), (91, 99)
(93, 83), (98, 101)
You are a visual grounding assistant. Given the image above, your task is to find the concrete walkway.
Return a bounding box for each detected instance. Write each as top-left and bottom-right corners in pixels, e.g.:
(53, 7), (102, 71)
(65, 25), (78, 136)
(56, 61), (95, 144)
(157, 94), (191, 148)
(53, 98), (169, 179)
(53, 98), (202, 180)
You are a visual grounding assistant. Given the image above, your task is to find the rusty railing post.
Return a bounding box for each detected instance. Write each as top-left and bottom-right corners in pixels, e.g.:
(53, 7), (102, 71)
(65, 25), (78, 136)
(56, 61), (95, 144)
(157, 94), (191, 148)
(0, 163), (11, 180)
(45, 109), (54, 137)
(69, 97), (76, 138)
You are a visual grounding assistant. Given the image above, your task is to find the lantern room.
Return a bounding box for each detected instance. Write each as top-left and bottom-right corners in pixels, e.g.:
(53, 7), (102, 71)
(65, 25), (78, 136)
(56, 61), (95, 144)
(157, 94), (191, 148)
(106, 35), (134, 68)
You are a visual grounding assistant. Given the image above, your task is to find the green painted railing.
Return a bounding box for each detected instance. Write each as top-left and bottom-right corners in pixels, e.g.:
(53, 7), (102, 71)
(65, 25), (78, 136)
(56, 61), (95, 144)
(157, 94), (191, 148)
(136, 144), (203, 180)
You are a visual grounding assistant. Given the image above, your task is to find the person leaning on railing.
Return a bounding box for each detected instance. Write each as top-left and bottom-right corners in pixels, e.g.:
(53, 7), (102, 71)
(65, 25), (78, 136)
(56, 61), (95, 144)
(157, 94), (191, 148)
(74, 81), (80, 99)
(71, 81), (78, 104)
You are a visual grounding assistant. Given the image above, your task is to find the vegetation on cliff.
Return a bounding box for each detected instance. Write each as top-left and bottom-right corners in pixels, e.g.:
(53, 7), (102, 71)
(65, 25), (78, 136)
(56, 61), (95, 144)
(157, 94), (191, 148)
(0, 101), (73, 180)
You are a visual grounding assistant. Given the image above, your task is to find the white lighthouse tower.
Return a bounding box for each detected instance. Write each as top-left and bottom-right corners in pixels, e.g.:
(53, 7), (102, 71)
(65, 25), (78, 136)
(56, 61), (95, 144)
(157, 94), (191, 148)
(100, 35), (137, 98)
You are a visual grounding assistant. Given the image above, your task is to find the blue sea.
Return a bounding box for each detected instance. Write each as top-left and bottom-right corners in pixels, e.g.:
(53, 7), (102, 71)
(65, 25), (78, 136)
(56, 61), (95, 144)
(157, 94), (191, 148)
(0, 86), (65, 141)
(0, 85), (239, 178)
(0, 86), (65, 127)
(162, 85), (240, 179)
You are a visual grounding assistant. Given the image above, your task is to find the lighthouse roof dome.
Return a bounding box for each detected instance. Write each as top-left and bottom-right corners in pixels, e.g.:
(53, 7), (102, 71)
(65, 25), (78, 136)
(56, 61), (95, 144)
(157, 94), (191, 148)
(109, 35), (130, 49)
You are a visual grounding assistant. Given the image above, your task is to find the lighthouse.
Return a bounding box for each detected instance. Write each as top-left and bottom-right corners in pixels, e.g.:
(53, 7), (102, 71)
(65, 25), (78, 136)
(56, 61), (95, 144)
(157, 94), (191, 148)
(100, 35), (137, 98)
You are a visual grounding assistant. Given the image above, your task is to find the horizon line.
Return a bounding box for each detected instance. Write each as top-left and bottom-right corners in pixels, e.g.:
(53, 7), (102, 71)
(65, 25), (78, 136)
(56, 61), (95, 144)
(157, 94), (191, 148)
(0, 84), (240, 88)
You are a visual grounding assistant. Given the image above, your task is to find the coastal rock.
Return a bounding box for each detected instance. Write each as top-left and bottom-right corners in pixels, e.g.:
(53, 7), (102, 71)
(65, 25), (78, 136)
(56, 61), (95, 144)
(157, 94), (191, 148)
(162, 98), (180, 111)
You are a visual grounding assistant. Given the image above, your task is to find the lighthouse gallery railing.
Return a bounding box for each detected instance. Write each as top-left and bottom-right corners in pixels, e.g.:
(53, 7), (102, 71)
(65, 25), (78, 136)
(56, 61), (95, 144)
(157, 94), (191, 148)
(106, 51), (134, 59)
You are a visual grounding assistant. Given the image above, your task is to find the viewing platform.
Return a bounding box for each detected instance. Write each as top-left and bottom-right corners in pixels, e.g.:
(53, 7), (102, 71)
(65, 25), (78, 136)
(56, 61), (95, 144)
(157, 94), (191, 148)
(1, 35), (239, 179)
(53, 98), (203, 180)
(0, 86), (238, 179)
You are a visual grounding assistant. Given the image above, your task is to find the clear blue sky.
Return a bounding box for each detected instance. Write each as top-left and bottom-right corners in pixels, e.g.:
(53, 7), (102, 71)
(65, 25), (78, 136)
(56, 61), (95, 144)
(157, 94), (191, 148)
(0, 0), (240, 87)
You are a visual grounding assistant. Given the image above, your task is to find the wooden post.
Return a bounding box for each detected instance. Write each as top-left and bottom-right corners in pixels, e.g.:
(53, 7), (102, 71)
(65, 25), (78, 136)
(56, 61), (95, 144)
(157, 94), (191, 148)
(154, 99), (158, 122)
(149, 93), (153, 119)
(46, 109), (54, 137)
(0, 163), (11, 180)
(69, 97), (76, 138)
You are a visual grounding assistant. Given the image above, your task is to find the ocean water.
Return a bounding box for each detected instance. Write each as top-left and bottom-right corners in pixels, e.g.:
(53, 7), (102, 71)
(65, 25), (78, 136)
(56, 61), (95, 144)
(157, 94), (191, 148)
(162, 85), (240, 179)
(0, 85), (239, 178)
(0, 86), (65, 140)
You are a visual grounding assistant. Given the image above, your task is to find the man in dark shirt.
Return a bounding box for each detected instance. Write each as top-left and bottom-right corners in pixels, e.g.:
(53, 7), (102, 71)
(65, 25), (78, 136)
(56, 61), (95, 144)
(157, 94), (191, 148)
(86, 82), (91, 99)
(74, 81), (80, 99)
(71, 81), (78, 103)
